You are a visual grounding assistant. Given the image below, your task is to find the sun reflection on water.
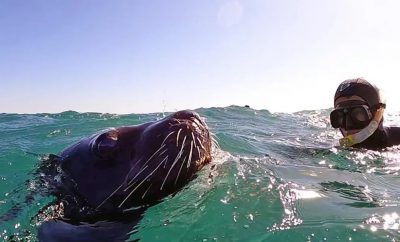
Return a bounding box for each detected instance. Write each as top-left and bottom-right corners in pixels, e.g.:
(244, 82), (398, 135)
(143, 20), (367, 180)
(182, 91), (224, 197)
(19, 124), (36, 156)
(364, 212), (400, 233)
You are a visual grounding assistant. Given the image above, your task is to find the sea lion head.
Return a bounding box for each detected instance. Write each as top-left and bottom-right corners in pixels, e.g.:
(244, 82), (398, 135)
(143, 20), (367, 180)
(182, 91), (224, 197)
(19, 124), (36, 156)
(58, 110), (212, 216)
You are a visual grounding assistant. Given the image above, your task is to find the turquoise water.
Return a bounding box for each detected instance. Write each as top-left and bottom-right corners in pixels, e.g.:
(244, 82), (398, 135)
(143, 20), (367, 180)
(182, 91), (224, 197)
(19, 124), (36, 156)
(1, 106), (400, 241)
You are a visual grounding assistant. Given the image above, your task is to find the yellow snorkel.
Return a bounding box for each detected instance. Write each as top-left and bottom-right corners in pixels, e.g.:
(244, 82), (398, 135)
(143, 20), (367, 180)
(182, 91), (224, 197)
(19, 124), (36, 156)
(339, 107), (384, 147)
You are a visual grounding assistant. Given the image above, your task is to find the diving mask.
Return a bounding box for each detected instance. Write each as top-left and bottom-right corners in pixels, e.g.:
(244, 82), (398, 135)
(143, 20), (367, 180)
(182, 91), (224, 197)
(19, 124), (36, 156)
(339, 107), (384, 147)
(330, 105), (372, 130)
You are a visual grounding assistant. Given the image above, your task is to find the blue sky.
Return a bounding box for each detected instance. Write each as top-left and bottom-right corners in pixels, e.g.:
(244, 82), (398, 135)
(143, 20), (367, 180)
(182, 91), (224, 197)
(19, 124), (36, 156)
(1, 0), (400, 114)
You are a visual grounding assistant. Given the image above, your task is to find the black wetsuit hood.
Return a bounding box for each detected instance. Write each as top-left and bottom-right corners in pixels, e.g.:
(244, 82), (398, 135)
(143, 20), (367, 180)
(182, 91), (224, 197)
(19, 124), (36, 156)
(334, 78), (384, 109)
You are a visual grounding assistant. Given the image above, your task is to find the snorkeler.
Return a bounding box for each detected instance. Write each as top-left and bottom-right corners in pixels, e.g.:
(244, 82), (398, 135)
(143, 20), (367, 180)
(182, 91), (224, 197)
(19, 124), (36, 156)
(330, 78), (400, 149)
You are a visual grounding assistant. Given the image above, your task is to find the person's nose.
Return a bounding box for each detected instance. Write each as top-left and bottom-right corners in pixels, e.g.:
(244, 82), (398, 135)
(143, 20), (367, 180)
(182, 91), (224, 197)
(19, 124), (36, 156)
(344, 114), (353, 130)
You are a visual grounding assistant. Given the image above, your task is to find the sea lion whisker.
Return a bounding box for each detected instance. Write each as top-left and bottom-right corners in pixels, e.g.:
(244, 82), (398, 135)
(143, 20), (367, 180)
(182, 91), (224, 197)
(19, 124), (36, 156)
(161, 131), (176, 146)
(139, 155), (169, 182)
(127, 156), (168, 195)
(128, 155), (169, 191)
(98, 156), (146, 208)
(210, 132), (219, 140)
(160, 155), (169, 166)
(211, 136), (218, 143)
(191, 132), (196, 144)
(163, 155), (169, 168)
(98, 156), (145, 209)
(141, 183), (153, 199)
(125, 165), (149, 190)
(196, 137), (205, 150)
(119, 159), (165, 208)
(168, 151), (183, 174)
(161, 136), (187, 190)
(211, 136), (219, 145)
(176, 128), (182, 146)
(125, 147), (165, 188)
(138, 144), (166, 170)
(156, 148), (168, 159)
(212, 139), (220, 149)
(127, 153), (167, 188)
(196, 146), (201, 159)
(125, 145), (165, 182)
(174, 155), (187, 185)
(187, 141), (193, 169)
(123, 157), (143, 183)
(192, 118), (204, 128)
(96, 183), (125, 210)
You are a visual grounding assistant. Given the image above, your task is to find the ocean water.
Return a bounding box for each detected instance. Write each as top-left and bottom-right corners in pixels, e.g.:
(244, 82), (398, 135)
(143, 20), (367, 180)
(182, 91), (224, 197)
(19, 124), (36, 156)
(0, 106), (400, 242)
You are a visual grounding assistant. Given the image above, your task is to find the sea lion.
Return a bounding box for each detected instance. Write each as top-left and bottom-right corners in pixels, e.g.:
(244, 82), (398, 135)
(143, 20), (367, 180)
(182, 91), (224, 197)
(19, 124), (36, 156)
(54, 109), (212, 221)
(2, 110), (213, 242)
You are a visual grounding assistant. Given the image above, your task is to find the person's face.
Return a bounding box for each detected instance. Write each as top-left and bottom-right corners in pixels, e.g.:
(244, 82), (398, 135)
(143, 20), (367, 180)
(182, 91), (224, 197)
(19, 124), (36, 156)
(333, 95), (370, 136)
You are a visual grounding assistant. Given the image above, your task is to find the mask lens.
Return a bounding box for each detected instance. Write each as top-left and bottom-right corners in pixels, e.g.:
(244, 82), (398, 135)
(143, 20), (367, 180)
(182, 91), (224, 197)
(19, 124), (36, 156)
(330, 109), (344, 128)
(351, 107), (369, 122)
(349, 106), (371, 129)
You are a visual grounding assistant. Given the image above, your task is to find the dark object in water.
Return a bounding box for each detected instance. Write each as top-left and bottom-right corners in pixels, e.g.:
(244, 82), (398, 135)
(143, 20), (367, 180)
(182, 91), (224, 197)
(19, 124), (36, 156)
(3, 110), (213, 242)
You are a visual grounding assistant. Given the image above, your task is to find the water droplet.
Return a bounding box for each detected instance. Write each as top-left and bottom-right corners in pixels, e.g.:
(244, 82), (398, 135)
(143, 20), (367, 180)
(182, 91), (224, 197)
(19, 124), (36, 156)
(248, 214), (254, 221)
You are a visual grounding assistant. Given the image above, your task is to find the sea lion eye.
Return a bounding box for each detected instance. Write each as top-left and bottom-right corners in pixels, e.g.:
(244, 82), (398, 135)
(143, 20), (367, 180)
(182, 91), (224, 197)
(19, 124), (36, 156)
(91, 130), (119, 159)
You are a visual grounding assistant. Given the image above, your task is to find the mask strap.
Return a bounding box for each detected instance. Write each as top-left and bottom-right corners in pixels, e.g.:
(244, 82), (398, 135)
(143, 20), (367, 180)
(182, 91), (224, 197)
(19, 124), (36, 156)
(339, 107), (384, 147)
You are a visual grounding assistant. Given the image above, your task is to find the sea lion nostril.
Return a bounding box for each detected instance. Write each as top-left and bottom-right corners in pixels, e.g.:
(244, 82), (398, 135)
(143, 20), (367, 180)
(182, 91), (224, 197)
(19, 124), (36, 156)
(173, 110), (198, 120)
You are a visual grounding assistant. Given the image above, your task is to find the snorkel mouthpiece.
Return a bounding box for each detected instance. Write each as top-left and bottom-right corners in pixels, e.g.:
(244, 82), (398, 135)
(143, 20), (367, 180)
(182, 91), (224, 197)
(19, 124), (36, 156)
(339, 107), (384, 147)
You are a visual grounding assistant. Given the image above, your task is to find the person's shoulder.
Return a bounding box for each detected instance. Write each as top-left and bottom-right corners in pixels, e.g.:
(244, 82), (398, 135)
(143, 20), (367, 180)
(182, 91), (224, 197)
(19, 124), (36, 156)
(384, 126), (400, 146)
(386, 126), (400, 132)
